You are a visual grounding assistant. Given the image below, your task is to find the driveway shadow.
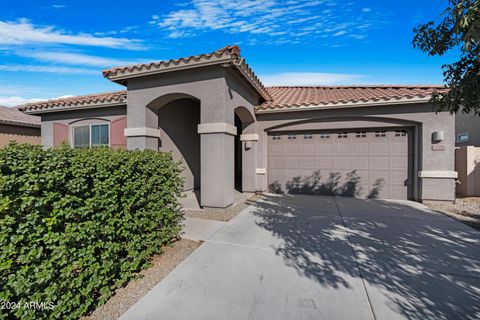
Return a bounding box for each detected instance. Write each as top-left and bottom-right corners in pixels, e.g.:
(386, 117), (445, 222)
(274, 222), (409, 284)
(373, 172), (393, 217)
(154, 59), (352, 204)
(251, 195), (480, 320)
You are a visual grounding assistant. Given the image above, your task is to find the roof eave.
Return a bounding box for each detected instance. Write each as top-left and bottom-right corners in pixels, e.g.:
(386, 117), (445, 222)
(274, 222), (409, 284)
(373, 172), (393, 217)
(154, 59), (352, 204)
(230, 60), (272, 101)
(104, 56), (236, 85)
(0, 119), (40, 128)
(255, 96), (433, 114)
(23, 101), (126, 115)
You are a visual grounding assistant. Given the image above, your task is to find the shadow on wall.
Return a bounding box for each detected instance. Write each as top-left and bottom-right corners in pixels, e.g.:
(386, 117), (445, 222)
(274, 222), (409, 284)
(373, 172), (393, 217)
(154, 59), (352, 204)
(269, 170), (384, 198)
(251, 195), (480, 319)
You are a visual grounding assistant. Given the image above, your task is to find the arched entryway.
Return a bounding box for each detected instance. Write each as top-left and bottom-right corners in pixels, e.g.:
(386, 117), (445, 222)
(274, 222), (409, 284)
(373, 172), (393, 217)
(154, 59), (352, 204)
(147, 94), (201, 192)
(234, 106), (256, 193)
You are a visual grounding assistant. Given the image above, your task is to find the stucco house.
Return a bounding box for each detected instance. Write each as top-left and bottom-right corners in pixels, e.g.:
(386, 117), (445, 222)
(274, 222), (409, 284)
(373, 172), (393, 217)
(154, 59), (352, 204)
(17, 46), (457, 208)
(0, 105), (40, 147)
(455, 112), (480, 147)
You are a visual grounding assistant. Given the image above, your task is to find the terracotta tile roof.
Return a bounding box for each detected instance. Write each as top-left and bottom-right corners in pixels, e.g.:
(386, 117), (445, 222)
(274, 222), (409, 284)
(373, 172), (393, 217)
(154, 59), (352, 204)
(102, 45), (271, 100)
(17, 91), (127, 113)
(103, 45), (240, 79)
(257, 85), (446, 112)
(0, 105), (40, 127)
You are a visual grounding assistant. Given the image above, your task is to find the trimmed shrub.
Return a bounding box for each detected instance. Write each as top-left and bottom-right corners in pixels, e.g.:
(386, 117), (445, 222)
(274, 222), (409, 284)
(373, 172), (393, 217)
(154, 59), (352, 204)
(0, 143), (184, 319)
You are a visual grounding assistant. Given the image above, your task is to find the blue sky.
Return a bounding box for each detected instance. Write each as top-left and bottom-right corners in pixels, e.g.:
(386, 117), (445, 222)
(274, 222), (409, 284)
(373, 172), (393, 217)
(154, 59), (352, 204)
(0, 0), (453, 106)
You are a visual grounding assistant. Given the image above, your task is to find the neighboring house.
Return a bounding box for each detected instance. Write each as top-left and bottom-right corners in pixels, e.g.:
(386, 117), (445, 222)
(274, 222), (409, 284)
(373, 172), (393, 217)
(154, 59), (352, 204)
(0, 105), (40, 147)
(455, 112), (480, 147)
(17, 46), (457, 207)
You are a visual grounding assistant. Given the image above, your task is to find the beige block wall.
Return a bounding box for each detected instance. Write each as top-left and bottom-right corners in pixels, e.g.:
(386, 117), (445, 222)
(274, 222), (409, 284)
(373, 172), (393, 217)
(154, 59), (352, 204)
(455, 146), (480, 196)
(0, 124), (41, 147)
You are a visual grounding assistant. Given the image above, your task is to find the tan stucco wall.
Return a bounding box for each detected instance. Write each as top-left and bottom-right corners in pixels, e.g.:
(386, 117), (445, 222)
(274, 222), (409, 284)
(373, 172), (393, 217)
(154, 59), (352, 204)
(125, 65), (260, 208)
(455, 112), (480, 147)
(455, 146), (480, 196)
(157, 98), (200, 191)
(0, 124), (41, 147)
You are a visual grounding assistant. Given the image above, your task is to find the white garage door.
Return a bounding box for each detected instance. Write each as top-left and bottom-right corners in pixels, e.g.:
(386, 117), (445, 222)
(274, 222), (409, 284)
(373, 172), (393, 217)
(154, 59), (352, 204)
(268, 128), (413, 199)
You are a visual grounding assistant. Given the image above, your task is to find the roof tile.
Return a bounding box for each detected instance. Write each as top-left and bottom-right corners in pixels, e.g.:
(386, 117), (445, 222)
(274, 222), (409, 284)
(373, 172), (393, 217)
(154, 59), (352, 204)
(102, 45), (241, 79)
(257, 85), (446, 112)
(0, 106), (40, 127)
(17, 91), (126, 112)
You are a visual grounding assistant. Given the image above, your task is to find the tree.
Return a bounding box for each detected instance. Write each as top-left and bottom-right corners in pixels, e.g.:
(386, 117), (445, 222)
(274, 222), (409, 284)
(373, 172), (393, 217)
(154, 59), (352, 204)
(413, 0), (480, 114)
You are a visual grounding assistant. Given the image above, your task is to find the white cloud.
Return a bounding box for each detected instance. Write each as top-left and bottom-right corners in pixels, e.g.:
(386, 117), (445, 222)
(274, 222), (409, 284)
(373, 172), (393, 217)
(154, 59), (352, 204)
(0, 96), (43, 106)
(0, 94), (75, 106)
(0, 64), (98, 75)
(333, 30), (347, 36)
(362, 8), (371, 13)
(54, 95), (75, 99)
(0, 19), (144, 50)
(259, 72), (367, 86)
(154, 0), (380, 44)
(18, 51), (143, 67)
(52, 4), (66, 9)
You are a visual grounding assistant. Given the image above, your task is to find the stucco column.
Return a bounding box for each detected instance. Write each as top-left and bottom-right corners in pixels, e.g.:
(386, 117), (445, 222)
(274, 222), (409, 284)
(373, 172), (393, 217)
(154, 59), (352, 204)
(240, 133), (259, 192)
(125, 94), (160, 151)
(198, 123), (236, 208)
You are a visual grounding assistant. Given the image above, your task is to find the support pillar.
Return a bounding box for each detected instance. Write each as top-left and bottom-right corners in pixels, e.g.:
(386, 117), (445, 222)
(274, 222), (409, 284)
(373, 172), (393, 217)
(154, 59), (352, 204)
(198, 123), (237, 208)
(240, 133), (258, 192)
(125, 97), (160, 151)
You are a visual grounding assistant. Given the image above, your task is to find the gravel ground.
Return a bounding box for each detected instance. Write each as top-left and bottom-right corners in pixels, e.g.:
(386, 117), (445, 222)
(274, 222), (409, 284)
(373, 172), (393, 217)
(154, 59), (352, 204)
(425, 197), (480, 231)
(82, 239), (200, 320)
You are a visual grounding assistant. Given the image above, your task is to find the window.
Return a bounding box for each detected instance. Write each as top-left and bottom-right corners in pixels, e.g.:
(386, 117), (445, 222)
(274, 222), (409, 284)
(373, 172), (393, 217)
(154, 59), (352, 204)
(356, 131), (367, 138)
(456, 132), (469, 143)
(91, 124), (109, 146)
(73, 124), (109, 148)
(288, 134), (297, 140)
(375, 130), (386, 137)
(304, 133), (313, 139)
(319, 133), (330, 139)
(73, 126), (90, 148)
(337, 132), (348, 139)
(395, 130), (407, 137)
(272, 135), (281, 140)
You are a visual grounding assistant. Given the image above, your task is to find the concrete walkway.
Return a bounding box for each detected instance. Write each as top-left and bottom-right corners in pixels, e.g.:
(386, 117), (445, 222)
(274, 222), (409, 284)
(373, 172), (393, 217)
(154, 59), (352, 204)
(121, 195), (480, 320)
(182, 217), (225, 241)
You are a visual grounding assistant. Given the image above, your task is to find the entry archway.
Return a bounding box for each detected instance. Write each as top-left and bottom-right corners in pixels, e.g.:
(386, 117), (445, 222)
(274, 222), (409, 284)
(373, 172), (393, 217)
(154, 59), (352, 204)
(234, 106), (256, 192)
(147, 93), (201, 192)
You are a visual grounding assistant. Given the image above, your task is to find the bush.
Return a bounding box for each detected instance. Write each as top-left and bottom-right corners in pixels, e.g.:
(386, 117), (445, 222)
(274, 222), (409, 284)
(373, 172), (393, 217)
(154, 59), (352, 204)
(0, 143), (184, 319)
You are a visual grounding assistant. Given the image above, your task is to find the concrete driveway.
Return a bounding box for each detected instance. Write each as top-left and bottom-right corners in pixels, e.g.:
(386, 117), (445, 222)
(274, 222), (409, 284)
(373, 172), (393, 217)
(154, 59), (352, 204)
(121, 195), (480, 320)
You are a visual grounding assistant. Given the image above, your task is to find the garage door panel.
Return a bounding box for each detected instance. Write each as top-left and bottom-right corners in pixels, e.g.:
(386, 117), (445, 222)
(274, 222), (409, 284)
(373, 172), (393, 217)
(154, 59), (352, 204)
(371, 156), (389, 169)
(301, 144), (316, 155)
(371, 142), (389, 154)
(284, 168), (302, 178)
(284, 144), (300, 155)
(316, 144), (334, 154)
(284, 157), (299, 169)
(316, 157), (334, 168)
(390, 171), (407, 184)
(390, 186), (408, 199)
(269, 144), (283, 156)
(353, 170), (370, 181)
(353, 143), (369, 153)
(391, 156), (408, 169)
(301, 169), (318, 179)
(301, 156), (316, 168)
(335, 143), (350, 154)
(335, 157), (351, 168)
(392, 142), (407, 154)
(351, 156), (369, 169)
(268, 128), (412, 200)
(269, 157), (284, 168)
(268, 169), (283, 182)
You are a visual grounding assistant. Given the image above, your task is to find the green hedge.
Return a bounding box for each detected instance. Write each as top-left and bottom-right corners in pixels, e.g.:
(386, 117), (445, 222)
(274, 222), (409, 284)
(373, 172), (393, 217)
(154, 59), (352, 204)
(0, 143), (184, 319)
